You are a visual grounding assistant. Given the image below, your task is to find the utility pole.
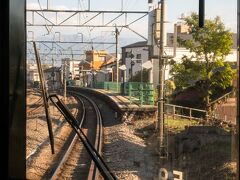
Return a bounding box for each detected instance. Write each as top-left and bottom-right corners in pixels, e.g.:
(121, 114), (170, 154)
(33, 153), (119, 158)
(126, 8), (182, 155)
(112, 67), (114, 82)
(52, 57), (54, 91)
(91, 60), (95, 87)
(61, 63), (64, 86)
(115, 27), (120, 91)
(64, 60), (67, 102)
(92, 70), (95, 87)
(130, 49), (134, 81)
(81, 65), (84, 87)
(158, 0), (167, 160)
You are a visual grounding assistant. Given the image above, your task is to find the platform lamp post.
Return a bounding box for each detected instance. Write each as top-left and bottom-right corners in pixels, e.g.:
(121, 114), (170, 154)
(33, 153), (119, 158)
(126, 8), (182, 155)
(112, 66), (114, 82)
(115, 26), (120, 92)
(63, 59), (71, 102)
(119, 64), (127, 94)
(92, 61), (96, 88)
(130, 58), (143, 83)
(130, 49), (135, 81)
(63, 59), (67, 102)
(62, 57), (71, 102)
(51, 47), (56, 91)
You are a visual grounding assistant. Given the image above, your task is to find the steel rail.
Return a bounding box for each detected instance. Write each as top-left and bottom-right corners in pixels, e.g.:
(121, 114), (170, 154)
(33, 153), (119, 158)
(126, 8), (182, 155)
(75, 92), (103, 180)
(27, 104), (44, 115)
(50, 94), (86, 179)
(26, 116), (65, 161)
(48, 93), (117, 180)
(27, 97), (43, 107)
(68, 90), (105, 179)
(26, 95), (79, 161)
(68, 90), (114, 179)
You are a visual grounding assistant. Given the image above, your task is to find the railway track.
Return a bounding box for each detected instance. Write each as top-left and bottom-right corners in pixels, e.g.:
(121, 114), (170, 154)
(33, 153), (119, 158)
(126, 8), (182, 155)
(49, 93), (86, 179)
(48, 91), (117, 179)
(26, 96), (80, 162)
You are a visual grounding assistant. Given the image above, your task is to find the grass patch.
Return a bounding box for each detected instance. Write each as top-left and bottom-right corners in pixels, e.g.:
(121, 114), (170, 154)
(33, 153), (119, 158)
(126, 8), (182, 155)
(165, 117), (199, 133)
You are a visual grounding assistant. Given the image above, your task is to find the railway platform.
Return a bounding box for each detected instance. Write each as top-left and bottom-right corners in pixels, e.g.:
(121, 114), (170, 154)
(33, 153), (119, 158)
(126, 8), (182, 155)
(68, 87), (157, 113)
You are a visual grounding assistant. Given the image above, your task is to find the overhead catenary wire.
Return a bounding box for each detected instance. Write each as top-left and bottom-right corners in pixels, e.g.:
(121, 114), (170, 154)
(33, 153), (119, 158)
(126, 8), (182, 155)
(37, 0), (54, 35)
(27, 0), (149, 64)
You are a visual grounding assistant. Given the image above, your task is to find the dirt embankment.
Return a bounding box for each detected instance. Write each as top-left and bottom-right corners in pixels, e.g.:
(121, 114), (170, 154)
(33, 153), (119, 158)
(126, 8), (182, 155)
(114, 112), (237, 179)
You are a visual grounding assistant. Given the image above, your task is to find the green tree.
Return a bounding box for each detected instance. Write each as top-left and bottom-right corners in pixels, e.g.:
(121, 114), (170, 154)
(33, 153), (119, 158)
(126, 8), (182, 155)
(210, 60), (236, 95)
(179, 13), (233, 105)
(170, 55), (204, 88)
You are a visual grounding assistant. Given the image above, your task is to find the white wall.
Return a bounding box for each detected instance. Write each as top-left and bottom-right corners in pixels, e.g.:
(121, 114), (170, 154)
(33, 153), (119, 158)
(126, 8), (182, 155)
(68, 60), (80, 79)
(126, 46), (237, 88)
(62, 59), (80, 80)
(125, 47), (149, 81)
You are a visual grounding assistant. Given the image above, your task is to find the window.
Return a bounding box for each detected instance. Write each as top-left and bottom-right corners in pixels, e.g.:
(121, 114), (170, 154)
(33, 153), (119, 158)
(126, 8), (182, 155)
(99, 56), (106, 61)
(136, 60), (141, 63)
(126, 51), (134, 58)
(136, 54), (141, 59)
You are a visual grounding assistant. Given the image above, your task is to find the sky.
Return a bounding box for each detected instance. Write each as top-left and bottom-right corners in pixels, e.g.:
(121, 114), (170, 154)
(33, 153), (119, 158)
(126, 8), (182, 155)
(91, 0), (237, 33)
(27, 0), (237, 32)
(27, 0), (238, 63)
(167, 0), (237, 32)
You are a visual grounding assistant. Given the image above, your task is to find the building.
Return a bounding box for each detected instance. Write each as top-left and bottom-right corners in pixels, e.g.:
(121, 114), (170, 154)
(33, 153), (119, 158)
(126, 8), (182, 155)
(43, 67), (61, 90)
(27, 63), (39, 87)
(79, 50), (108, 86)
(121, 41), (150, 82)
(176, 23), (189, 34)
(96, 53), (121, 83)
(85, 50), (107, 70)
(122, 32), (238, 88)
(27, 63), (53, 87)
(62, 58), (81, 80)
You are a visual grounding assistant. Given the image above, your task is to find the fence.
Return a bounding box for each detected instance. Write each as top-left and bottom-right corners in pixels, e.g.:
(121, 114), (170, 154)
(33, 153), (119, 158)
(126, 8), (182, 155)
(124, 82), (154, 105)
(94, 82), (121, 93)
(208, 90), (236, 125)
(165, 103), (207, 120)
(209, 90), (235, 109)
(94, 82), (155, 105)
